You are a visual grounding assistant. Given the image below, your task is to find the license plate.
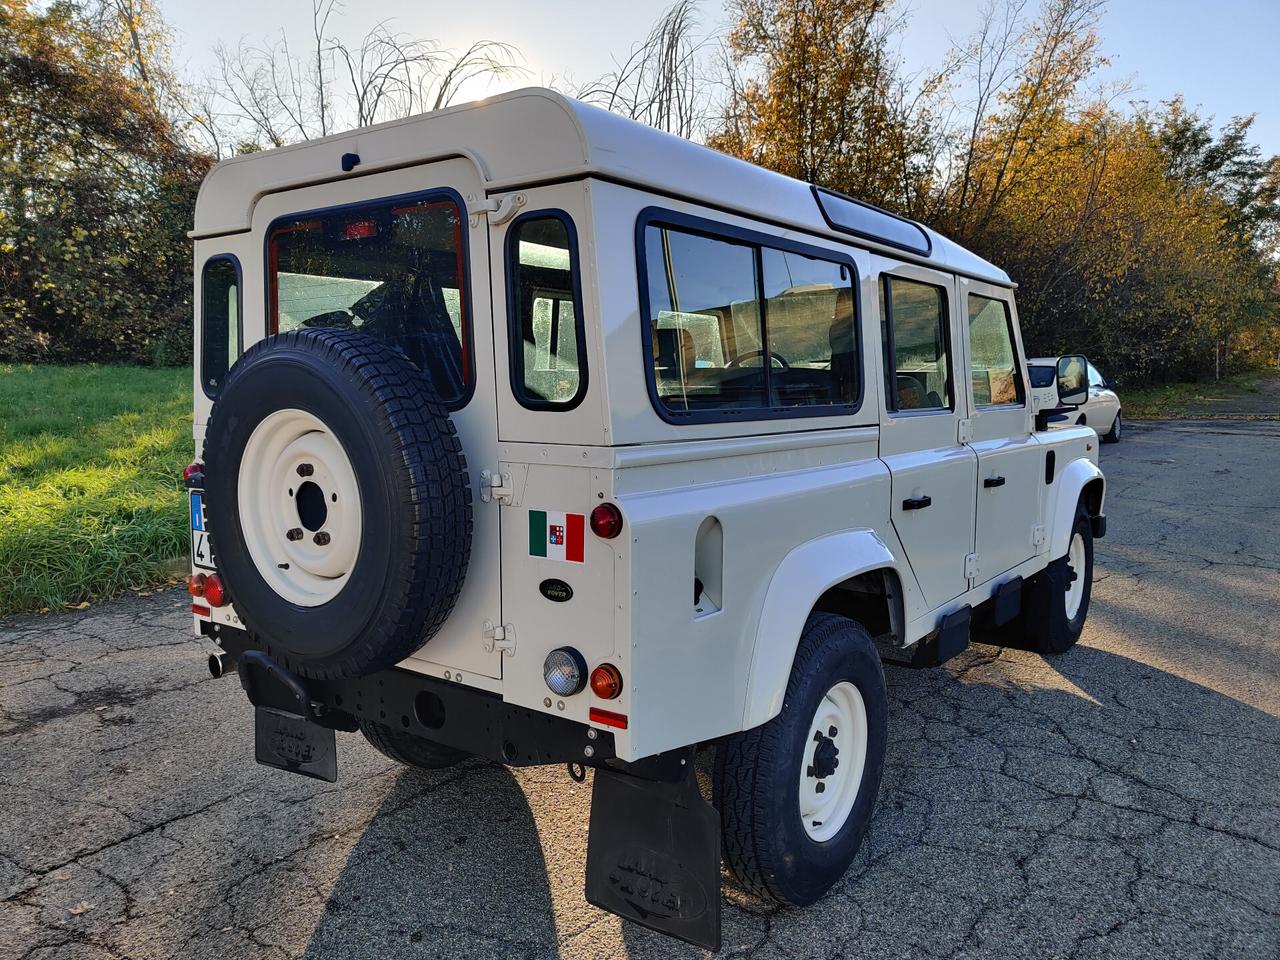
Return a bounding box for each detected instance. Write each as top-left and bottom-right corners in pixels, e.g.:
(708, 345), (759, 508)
(254, 707), (337, 782)
(190, 491), (215, 571)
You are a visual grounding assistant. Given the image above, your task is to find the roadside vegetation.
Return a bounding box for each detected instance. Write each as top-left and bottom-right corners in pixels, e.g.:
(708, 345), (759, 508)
(0, 364), (190, 615)
(1122, 369), (1280, 420)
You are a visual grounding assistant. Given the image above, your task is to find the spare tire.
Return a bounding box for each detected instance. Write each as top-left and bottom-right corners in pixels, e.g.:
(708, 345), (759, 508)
(202, 328), (472, 679)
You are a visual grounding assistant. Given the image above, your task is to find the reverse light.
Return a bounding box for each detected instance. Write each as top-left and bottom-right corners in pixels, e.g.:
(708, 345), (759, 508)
(543, 647), (587, 697)
(590, 503), (623, 540)
(187, 573), (207, 597)
(589, 663), (623, 700)
(589, 707), (628, 730)
(202, 574), (228, 608)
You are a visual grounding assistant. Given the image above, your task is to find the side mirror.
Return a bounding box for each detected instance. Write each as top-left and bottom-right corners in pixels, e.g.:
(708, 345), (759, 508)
(1056, 354), (1089, 408)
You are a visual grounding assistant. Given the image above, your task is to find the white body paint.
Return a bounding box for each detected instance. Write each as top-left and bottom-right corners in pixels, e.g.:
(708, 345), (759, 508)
(190, 89), (1105, 761)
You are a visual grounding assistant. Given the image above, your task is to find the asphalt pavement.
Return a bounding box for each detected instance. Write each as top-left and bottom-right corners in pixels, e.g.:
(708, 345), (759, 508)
(1, 419), (1277, 959)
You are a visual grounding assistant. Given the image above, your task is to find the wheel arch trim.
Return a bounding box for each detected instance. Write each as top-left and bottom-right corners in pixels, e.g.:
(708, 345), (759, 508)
(1050, 458), (1105, 557)
(742, 529), (902, 729)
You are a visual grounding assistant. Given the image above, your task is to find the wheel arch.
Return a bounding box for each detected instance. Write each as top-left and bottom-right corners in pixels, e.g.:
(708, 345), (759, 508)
(1050, 458), (1105, 558)
(742, 529), (904, 729)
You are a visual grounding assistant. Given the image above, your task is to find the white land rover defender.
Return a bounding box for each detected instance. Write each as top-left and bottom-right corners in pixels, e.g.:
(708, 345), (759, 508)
(186, 89), (1105, 950)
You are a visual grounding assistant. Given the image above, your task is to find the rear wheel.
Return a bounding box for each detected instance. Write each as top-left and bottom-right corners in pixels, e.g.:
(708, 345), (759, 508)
(359, 720), (468, 770)
(1103, 413), (1122, 443)
(714, 614), (887, 905)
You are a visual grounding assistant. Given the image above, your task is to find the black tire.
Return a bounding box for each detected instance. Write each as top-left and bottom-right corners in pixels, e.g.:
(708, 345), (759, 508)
(359, 720), (468, 770)
(202, 328), (472, 679)
(1021, 502), (1093, 655)
(1102, 413), (1122, 443)
(714, 614), (887, 906)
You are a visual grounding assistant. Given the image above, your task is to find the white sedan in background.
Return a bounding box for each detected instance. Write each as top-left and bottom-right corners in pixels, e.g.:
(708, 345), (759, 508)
(1029, 357), (1123, 443)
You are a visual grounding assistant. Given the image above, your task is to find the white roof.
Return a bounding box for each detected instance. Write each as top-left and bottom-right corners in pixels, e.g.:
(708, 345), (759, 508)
(193, 88), (1010, 286)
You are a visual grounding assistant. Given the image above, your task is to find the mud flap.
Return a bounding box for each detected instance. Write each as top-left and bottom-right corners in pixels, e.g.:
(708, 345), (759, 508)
(240, 650), (337, 782)
(585, 766), (722, 951)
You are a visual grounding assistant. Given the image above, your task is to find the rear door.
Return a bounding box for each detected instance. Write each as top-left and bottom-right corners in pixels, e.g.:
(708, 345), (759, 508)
(960, 279), (1043, 582)
(875, 257), (977, 610)
(252, 159), (504, 680)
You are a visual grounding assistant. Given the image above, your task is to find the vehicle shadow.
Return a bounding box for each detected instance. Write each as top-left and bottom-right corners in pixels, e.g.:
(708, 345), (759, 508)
(297, 759), (559, 959)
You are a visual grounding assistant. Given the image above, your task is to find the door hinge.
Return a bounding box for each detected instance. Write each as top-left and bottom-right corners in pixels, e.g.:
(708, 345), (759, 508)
(1033, 524), (1047, 548)
(479, 469), (514, 505)
(465, 192), (526, 228)
(958, 418), (974, 444)
(964, 552), (980, 581)
(482, 619), (516, 656)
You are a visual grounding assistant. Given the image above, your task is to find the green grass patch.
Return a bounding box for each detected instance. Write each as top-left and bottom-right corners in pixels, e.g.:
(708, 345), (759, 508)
(0, 364), (192, 616)
(1123, 370), (1279, 419)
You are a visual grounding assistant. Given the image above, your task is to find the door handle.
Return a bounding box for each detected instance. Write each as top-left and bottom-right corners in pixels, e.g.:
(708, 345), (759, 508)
(983, 476), (1006, 488)
(902, 495), (932, 511)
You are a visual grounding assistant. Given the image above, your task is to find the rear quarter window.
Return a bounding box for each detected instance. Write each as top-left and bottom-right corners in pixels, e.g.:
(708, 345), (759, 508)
(200, 256), (241, 397)
(1028, 365), (1056, 388)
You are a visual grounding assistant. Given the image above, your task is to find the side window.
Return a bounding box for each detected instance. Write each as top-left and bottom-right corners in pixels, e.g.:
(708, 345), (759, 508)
(200, 256), (240, 397)
(644, 225), (767, 414)
(1088, 363), (1106, 388)
(508, 213), (586, 409)
(967, 294), (1023, 407)
(267, 195), (471, 407)
(641, 218), (859, 419)
(881, 276), (952, 412)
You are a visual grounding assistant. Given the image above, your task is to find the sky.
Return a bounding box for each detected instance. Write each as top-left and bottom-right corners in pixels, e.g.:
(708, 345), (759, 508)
(156, 0), (1280, 157)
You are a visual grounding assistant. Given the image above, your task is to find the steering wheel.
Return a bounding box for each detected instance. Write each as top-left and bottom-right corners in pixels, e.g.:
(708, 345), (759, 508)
(726, 350), (791, 370)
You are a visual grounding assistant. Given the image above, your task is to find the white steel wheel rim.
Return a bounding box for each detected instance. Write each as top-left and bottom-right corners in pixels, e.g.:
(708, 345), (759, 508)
(238, 409), (362, 607)
(799, 680), (868, 843)
(1065, 532), (1087, 620)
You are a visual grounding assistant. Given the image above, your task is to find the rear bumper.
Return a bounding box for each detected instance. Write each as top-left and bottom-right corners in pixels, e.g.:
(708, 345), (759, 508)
(207, 623), (615, 767)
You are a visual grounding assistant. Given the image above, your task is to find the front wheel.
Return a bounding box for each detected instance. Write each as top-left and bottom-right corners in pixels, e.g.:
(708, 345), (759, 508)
(714, 614), (887, 905)
(1021, 502), (1094, 655)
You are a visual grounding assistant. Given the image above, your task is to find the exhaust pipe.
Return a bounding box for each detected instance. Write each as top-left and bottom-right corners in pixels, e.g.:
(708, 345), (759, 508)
(208, 652), (230, 679)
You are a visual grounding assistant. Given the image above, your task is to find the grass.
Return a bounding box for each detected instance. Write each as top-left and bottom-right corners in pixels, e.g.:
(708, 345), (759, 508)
(1122, 370), (1279, 419)
(0, 364), (192, 617)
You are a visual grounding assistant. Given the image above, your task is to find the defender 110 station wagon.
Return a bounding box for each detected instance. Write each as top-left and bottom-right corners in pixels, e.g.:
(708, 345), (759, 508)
(185, 88), (1105, 950)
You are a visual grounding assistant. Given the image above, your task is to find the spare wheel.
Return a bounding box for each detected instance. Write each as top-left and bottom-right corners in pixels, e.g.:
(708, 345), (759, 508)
(202, 328), (472, 679)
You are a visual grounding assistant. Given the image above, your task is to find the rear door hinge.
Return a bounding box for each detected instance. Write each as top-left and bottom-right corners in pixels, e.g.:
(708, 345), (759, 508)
(466, 192), (526, 228)
(479, 469), (514, 505)
(1032, 524), (1047, 548)
(964, 552), (980, 582)
(958, 418), (974, 444)
(482, 619), (516, 656)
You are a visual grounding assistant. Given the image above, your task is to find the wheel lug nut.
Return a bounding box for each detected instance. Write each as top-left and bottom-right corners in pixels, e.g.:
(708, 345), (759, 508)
(296, 463), (314, 477)
(286, 527), (303, 541)
(815, 782), (826, 793)
(313, 531), (330, 545)
(828, 725), (838, 738)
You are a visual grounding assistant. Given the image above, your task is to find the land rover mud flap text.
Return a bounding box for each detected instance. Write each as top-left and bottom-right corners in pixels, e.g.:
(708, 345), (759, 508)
(239, 650), (338, 782)
(585, 766), (722, 951)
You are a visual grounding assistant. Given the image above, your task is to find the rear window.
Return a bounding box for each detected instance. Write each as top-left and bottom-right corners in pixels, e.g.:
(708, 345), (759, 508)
(200, 256), (240, 397)
(267, 195), (471, 406)
(1028, 365), (1056, 388)
(507, 213), (586, 409)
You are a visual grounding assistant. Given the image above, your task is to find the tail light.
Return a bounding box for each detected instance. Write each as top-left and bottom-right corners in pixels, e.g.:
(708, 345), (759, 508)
(590, 503), (623, 539)
(183, 461), (204, 485)
(590, 663), (623, 700)
(202, 574), (228, 608)
(187, 573), (206, 597)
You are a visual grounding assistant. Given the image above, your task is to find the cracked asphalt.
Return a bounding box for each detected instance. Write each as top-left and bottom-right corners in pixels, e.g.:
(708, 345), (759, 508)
(2, 419), (1277, 960)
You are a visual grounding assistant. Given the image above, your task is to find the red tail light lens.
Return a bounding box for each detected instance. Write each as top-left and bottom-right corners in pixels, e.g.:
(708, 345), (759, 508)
(590, 664), (623, 700)
(590, 503), (623, 539)
(203, 574), (228, 608)
(187, 573), (207, 597)
(183, 461), (204, 482)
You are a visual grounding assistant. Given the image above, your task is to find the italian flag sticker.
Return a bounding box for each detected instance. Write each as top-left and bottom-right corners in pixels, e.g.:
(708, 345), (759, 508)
(529, 510), (585, 563)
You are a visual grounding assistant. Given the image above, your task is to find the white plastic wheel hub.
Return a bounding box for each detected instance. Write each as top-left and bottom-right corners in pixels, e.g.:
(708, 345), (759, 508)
(799, 680), (868, 842)
(1065, 531), (1086, 620)
(238, 409), (362, 607)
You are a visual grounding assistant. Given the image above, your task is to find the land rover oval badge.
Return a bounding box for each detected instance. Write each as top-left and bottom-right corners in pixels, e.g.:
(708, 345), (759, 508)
(539, 578), (573, 602)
